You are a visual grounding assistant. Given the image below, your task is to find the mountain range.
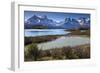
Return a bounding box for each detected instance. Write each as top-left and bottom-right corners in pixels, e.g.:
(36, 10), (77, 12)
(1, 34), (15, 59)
(24, 15), (90, 30)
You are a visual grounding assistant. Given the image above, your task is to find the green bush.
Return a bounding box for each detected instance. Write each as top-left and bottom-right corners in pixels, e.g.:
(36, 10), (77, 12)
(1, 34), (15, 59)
(25, 43), (39, 61)
(64, 48), (78, 59)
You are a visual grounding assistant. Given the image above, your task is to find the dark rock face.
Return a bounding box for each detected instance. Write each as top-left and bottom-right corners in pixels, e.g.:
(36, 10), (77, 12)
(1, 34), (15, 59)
(24, 15), (90, 29)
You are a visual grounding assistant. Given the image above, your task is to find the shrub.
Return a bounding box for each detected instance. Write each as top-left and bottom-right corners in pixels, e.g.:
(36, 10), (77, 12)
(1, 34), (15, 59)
(25, 43), (39, 61)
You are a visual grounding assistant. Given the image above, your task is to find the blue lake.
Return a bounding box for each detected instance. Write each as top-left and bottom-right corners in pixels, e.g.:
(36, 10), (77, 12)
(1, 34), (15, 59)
(25, 29), (70, 37)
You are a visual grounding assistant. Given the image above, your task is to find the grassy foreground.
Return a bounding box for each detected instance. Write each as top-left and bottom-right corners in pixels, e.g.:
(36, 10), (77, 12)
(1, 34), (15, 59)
(24, 44), (90, 61)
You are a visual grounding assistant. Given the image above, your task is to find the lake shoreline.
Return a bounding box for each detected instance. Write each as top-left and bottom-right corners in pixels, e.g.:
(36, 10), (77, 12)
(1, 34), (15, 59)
(37, 36), (90, 50)
(25, 29), (90, 46)
(24, 29), (90, 61)
(25, 29), (70, 37)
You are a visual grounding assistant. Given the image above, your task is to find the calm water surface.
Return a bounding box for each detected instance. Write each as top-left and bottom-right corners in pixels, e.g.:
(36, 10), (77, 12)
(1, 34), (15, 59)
(38, 36), (90, 50)
(25, 29), (70, 37)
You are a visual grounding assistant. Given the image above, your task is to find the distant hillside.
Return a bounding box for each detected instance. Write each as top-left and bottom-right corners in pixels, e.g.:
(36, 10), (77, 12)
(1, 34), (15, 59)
(24, 15), (90, 29)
